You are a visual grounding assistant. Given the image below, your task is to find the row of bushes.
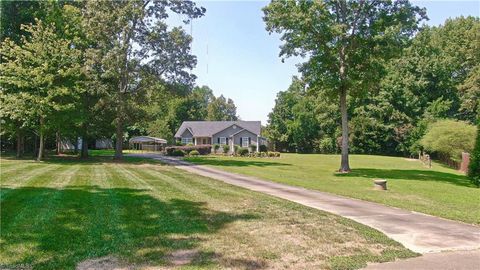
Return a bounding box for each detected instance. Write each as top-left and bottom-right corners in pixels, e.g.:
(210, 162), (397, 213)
(233, 150), (281, 158)
(166, 145), (211, 156)
(212, 144), (269, 154)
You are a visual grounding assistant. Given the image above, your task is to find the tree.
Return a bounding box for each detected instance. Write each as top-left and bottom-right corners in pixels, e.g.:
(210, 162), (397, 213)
(83, 0), (205, 160)
(266, 77), (304, 152)
(207, 95), (238, 121)
(263, 0), (426, 172)
(420, 119), (476, 163)
(1, 21), (83, 161)
(0, 1), (43, 42)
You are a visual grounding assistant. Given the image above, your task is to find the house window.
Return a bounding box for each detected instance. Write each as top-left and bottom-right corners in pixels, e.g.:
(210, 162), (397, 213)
(242, 137), (249, 147)
(219, 137), (227, 145)
(182, 137), (192, 145)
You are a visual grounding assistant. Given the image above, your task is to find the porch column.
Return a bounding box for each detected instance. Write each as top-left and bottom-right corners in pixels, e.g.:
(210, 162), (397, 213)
(256, 135), (259, 152)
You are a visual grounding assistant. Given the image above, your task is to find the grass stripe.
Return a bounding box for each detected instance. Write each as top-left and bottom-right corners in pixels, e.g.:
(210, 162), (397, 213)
(0, 160), (39, 175)
(141, 165), (250, 202)
(0, 164), (64, 203)
(0, 165), (79, 267)
(131, 166), (212, 202)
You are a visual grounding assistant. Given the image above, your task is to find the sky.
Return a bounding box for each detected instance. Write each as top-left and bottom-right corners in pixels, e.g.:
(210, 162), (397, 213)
(169, 0), (480, 125)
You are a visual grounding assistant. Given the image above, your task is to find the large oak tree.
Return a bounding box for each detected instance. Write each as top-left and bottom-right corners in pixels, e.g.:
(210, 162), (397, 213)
(263, 0), (426, 172)
(83, 0), (205, 160)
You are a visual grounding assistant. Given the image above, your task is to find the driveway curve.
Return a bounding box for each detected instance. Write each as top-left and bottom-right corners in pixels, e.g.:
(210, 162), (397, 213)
(130, 153), (480, 255)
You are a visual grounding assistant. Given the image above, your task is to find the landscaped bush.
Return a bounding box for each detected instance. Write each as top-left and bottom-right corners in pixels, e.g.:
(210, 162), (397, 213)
(234, 145), (240, 155)
(238, 147), (249, 156)
(267, 151), (281, 157)
(166, 145), (211, 156)
(261, 152), (267, 158)
(213, 144), (220, 154)
(251, 152), (261, 157)
(223, 145), (230, 154)
(189, 150), (200, 156)
(259, 144), (268, 152)
(468, 124), (480, 187)
(420, 120), (476, 163)
(170, 149), (185, 156)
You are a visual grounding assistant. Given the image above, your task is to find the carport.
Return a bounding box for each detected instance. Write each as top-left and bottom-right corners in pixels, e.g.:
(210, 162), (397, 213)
(129, 136), (167, 152)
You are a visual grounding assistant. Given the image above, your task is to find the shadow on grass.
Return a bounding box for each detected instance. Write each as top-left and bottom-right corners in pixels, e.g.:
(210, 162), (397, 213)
(185, 157), (290, 167)
(335, 168), (473, 188)
(1, 153), (160, 166)
(0, 186), (258, 269)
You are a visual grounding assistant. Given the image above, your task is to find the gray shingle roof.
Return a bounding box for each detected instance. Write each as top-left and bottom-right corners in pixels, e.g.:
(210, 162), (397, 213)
(174, 121), (261, 137)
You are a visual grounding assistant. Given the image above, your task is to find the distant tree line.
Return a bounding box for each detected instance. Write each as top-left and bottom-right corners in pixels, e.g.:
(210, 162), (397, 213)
(0, 1), (238, 161)
(265, 15), (479, 165)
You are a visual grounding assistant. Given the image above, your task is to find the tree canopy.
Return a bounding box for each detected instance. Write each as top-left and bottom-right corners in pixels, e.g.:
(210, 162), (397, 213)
(264, 0), (426, 172)
(265, 15), (479, 168)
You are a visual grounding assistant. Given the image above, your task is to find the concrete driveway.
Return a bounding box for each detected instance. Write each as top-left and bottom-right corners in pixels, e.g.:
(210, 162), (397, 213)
(131, 153), (480, 262)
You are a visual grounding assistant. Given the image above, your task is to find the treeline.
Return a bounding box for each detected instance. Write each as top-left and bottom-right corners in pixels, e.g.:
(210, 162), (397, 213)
(266, 17), (479, 159)
(0, 1), (237, 160)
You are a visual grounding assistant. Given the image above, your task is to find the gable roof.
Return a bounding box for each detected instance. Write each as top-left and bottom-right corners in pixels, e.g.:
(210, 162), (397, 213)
(174, 121), (261, 138)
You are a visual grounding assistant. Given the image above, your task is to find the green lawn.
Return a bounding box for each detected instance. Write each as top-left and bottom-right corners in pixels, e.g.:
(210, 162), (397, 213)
(0, 155), (416, 270)
(185, 154), (480, 225)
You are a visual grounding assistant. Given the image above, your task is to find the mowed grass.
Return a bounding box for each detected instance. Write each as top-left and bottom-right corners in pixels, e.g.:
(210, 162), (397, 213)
(186, 154), (480, 224)
(0, 156), (416, 270)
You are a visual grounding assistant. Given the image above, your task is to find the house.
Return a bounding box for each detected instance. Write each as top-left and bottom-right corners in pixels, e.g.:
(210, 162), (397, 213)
(174, 121), (267, 152)
(59, 138), (114, 151)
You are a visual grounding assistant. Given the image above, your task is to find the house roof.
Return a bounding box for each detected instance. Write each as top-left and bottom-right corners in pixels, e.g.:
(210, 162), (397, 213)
(174, 121), (261, 138)
(129, 136), (167, 144)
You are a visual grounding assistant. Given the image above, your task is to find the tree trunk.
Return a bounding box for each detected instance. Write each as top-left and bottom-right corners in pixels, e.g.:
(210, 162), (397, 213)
(339, 86), (350, 172)
(338, 45), (351, 172)
(16, 129), (23, 158)
(56, 132), (60, 155)
(37, 118), (45, 162)
(114, 121), (123, 160)
(81, 136), (89, 159)
(114, 92), (124, 160)
(74, 138), (78, 154)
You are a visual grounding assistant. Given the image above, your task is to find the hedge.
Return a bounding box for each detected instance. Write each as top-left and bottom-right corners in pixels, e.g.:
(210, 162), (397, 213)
(166, 144), (211, 156)
(468, 124), (480, 187)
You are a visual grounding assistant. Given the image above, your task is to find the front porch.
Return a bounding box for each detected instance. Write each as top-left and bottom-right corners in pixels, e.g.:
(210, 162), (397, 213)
(194, 137), (212, 145)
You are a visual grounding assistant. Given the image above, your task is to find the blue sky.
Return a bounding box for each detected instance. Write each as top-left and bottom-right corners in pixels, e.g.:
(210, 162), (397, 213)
(169, 1), (480, 124)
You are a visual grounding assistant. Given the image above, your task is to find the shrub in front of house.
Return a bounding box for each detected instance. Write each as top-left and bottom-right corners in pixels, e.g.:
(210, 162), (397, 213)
(234, 145), (240, 155)
(166, 145), (211, 156)
(170, 149), (185, 156)
(249, 145), (257, 153)
(259, 144), (268, 152)
(223, 145), (230, 154)
(213, 144), (220, 154)
(189, 150), (200, 156)
(238, 147), (249, 156)
(268, 151), (275, 157)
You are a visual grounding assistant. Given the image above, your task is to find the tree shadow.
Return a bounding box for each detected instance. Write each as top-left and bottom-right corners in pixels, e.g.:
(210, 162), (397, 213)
(0, 186), (258, 269)
(1, 154), (160, 166)
(185, 157), (290, 167)
(335, 168), (474, 188)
